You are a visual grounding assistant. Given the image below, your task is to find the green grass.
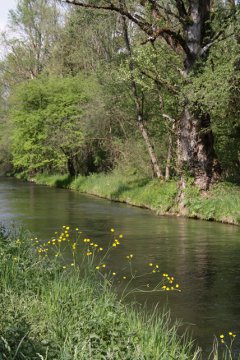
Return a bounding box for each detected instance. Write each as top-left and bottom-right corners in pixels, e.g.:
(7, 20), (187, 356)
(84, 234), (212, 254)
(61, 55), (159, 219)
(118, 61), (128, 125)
(0, 226), (203, 360)
(33, 171), (240, 225)
(184, 181), (240, 224)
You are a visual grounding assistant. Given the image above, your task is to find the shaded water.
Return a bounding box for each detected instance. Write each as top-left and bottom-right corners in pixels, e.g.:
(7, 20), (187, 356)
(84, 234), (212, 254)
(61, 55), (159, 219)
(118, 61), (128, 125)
(1, 177), (240, 354)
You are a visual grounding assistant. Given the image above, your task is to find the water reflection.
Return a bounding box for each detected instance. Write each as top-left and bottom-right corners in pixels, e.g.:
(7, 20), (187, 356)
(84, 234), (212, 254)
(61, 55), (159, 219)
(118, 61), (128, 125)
(0, 177), (240, 354)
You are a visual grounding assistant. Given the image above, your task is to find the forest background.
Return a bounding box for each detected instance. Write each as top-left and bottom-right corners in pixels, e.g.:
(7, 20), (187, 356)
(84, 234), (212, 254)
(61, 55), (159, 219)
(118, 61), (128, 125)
(0, 0), (240, 222)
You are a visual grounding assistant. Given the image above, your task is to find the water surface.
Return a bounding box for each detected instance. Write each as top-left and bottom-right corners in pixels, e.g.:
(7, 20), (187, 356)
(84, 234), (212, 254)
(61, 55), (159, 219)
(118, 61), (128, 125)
(1, 176), (240, 354)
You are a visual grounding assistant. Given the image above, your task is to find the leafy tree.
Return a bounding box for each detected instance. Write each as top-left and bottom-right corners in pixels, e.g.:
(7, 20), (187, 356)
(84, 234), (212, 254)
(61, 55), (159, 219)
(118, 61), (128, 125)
(10, 75), (102, 175)
(2, 0), (61, 84)
(64, 0), (239, 190)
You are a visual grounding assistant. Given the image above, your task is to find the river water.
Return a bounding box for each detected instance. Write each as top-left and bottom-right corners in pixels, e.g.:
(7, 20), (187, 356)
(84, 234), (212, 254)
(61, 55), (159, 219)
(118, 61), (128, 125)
(1, 176), (240, 355)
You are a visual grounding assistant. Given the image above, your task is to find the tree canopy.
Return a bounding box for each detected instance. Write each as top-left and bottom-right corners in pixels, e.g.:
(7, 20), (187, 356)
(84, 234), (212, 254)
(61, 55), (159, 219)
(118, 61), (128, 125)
(0, 0), (239, 185)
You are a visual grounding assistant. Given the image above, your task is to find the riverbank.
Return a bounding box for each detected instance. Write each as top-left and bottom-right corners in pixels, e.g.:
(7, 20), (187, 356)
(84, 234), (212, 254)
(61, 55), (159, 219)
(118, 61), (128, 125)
(30, 172), (240, 225)
(0, 226), (201, 360)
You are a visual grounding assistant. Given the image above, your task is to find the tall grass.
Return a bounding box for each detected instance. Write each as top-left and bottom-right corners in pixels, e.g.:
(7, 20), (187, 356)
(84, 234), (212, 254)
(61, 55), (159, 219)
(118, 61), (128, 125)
(0, 225), (202, 360)
(1, 225), (239, 359)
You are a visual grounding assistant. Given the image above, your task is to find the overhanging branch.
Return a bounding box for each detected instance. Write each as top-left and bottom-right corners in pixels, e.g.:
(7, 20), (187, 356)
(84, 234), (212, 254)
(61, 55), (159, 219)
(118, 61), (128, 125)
(63, 0), (190, 56)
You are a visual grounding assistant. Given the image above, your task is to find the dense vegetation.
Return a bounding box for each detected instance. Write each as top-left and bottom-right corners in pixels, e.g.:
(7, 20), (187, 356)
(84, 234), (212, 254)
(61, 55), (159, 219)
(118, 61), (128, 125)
(2, 225), (240, 360)
(0, 0), (239, 192)
(0, 226), (201, 360)
(0, 3), (240, 357)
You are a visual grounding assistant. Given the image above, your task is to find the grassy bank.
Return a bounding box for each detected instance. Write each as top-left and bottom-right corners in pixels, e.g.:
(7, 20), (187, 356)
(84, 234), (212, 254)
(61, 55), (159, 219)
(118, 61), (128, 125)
(0, 225), (202, 360)
(32, 172), (240, 225)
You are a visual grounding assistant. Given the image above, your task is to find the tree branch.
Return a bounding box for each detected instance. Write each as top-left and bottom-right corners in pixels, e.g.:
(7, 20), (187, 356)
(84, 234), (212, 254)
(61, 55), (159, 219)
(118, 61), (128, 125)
(200, 31), (234, 56)
(140, 70), (179, 95)
(63, 0), (190, 56)
(64, 0), (152, 32)
(174, 0), (187, 19)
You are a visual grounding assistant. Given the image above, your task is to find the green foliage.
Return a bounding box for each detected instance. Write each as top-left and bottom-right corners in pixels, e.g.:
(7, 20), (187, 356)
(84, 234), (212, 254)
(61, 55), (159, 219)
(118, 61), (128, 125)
(0, 227), (200, 360)
(1, 0), (240, 185)
(4, 0), (61, 81)
(184, 36), (240, 180)
(10, 74), (102, 175)
(34, 172), (240, 225)
(184, 182), (240, 224)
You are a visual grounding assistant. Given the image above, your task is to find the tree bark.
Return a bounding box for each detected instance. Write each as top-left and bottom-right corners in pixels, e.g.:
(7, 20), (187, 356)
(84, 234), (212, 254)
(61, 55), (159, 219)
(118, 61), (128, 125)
(65, 0), (223, 189)
(177, 108), (221, 189)
(121, 12), (163, 179)
(67, 157), (76, 177)
(137, 117), (163, 179)
(177, 0), (221, 190)
(165, 123), (175, 181)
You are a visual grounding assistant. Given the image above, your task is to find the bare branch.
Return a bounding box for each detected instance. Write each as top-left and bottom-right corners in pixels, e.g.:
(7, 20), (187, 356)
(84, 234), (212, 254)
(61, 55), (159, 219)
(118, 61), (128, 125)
(200, 31), (234, 56)
(162, 113), (176, 123)
(63, 0), (190, 56)
(64, 0), (152, 32)
(174, 0), (187, 19)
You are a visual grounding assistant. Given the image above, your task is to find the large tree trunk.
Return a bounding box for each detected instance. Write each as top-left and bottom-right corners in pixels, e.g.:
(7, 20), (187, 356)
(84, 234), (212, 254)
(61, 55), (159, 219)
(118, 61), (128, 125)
(177, 0), (221, 190)
(177, 108), (221, 190)
(65, 0), (222, 188)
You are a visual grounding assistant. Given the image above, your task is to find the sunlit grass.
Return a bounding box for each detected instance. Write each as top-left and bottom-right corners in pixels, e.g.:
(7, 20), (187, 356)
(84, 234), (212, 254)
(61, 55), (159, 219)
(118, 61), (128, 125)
(33, 172), (240, 225)
(0, 225), (203, 360)
(1, 225), (240, 359)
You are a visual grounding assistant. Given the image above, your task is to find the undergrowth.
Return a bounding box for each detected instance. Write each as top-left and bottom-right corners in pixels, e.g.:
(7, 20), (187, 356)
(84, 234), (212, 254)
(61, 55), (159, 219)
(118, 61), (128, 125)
(0, 225), (199, 360)
(1, 224), (239, 359)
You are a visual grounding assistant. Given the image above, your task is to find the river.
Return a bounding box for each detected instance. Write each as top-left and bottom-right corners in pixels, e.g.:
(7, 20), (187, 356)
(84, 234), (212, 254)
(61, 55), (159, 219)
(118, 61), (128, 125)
(1, 176), (240, 355)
